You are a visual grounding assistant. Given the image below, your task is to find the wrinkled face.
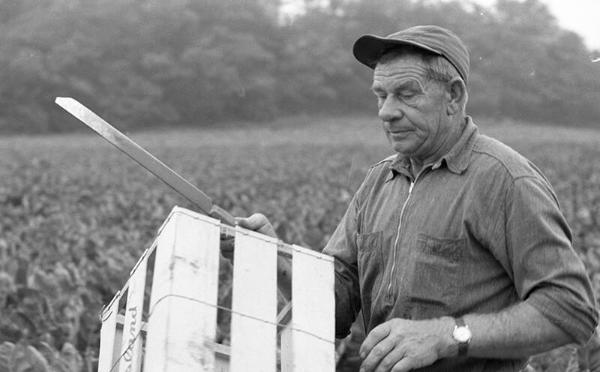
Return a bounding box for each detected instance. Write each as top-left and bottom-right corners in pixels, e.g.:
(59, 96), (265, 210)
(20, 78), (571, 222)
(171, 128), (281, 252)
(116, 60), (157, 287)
(372, 54), (452, 161)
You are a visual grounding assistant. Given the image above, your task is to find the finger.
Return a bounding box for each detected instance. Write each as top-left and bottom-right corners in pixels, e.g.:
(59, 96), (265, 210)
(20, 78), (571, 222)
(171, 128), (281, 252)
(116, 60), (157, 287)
(236, 213), (267, 229)
(237, 213), (277, 238)
(374, 346), (407, 372)
(360, 322), (392, 360)
(359, 336), (397, 372)
(391, 356), (416, 372)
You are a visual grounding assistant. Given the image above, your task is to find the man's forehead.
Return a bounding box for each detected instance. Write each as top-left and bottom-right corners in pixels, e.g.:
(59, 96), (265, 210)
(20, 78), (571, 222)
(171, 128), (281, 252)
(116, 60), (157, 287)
(372, 56), (428, 86)
(374, 54), (426, 75)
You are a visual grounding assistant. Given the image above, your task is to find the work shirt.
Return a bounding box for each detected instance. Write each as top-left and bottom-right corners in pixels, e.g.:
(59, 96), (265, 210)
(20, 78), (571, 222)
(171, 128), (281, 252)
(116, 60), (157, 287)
(323, 117), (598, 371)
(579, 327), (600, 371)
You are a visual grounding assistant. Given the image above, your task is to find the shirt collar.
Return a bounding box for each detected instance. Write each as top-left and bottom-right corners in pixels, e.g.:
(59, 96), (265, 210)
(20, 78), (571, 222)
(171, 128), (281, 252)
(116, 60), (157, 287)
(386, 116), (478, 181)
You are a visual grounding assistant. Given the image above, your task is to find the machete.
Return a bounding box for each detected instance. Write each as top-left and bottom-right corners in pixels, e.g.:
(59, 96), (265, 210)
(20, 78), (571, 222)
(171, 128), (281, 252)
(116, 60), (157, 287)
(55, 97), (236, 226)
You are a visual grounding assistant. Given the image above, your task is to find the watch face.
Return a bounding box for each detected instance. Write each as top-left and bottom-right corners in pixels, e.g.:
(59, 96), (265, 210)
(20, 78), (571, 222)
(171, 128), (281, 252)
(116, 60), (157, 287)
(453, 326), (472, 343)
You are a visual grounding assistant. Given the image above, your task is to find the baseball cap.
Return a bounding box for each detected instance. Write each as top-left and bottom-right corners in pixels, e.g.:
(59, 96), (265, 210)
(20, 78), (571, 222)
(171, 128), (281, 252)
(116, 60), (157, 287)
(353, 25), (470, 83)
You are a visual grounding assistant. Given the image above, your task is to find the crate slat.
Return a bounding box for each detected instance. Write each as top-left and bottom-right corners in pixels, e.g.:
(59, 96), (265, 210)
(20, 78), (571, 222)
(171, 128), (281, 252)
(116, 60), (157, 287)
(99, 206), (337, 372)
(230, 228), (278, 372)
(118, 256), (147, 372)
(290, 245), (335, 372)
(143, 210), (221, 372)
(98, 296), (120, 372)
(280, 325), (294, 372)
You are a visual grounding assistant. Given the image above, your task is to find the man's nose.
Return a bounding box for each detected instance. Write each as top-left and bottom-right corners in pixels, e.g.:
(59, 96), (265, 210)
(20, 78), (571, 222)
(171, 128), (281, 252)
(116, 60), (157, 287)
(378, 96), (402, 122)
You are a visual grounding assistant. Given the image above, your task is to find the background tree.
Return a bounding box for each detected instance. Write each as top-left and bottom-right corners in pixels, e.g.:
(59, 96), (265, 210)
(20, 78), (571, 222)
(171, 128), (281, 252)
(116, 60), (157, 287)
(0, 0), (598, 132)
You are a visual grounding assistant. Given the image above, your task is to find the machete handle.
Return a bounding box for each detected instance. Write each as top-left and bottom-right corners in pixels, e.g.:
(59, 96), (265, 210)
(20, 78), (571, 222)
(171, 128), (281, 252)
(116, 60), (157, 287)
(210, 205), (236, 226)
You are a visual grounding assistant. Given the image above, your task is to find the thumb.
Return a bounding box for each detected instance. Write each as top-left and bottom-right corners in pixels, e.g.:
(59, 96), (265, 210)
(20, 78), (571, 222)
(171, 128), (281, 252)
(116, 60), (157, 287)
(236, 213), (267, 229)
(236, 213), (277, 238)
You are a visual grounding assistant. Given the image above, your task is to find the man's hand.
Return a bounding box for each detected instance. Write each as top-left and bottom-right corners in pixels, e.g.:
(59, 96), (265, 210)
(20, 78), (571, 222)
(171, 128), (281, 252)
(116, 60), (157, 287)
(359, 317), (455, 372)
(236, 213), (277, 238)
(221, 213), (278, 260)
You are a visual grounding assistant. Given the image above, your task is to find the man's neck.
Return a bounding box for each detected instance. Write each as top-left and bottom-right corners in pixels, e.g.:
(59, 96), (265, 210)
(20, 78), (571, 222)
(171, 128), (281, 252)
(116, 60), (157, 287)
(409, 116), (467, 177)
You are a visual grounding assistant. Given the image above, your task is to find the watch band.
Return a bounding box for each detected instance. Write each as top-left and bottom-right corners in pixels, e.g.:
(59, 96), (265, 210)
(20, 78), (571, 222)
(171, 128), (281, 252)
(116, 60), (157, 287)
(455, 317), (470, 356)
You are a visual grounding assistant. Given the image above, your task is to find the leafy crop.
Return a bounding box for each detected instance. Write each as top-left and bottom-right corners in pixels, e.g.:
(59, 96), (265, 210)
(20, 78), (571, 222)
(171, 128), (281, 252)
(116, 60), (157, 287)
(1, 117), (599, 371)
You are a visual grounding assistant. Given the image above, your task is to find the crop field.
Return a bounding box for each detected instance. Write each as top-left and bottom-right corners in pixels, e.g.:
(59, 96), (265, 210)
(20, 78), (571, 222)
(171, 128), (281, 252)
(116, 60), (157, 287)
(1, 115), (600, 371)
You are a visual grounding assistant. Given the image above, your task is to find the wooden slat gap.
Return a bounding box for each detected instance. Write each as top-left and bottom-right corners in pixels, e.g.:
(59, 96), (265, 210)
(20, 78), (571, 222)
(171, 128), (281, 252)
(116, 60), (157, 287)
(116, 314), (147, 333)
(130, 248), (150, 275)
(99, 290), (121, 322)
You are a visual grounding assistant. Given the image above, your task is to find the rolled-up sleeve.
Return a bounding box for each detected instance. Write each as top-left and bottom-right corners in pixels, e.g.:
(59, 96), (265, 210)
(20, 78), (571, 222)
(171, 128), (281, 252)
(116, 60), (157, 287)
(322, 194), (362, 338)
(505, 175), (598, 344)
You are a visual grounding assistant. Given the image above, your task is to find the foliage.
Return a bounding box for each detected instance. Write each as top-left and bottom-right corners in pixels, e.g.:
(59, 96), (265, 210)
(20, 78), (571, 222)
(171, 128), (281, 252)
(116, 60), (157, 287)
(1, 117), (600, 370)
(0, 0), (600, 133)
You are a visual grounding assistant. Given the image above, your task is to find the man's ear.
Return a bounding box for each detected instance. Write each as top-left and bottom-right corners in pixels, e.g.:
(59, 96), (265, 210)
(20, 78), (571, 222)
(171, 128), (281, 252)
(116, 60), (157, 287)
(446, 77), (467, 115)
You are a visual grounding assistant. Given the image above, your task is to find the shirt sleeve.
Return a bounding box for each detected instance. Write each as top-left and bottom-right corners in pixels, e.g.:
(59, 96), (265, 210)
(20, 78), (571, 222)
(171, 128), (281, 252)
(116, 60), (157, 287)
(322, 190), (362, 338)
(582, 328), (600, 371)
(504, 175), (598, 345)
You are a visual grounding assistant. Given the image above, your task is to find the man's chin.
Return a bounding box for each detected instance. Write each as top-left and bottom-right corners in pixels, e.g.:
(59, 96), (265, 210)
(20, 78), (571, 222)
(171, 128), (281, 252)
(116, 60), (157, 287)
(389, 141), (414, 156)
(387, 134), (416, 152)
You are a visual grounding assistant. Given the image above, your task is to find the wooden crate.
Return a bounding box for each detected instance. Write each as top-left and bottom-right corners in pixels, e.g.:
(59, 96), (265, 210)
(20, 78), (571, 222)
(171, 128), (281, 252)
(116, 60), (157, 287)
(97, 206), (335, 372)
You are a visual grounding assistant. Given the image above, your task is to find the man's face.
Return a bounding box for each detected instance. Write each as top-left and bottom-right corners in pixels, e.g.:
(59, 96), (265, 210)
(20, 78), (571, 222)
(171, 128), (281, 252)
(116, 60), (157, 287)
(372, 54), (451, 161)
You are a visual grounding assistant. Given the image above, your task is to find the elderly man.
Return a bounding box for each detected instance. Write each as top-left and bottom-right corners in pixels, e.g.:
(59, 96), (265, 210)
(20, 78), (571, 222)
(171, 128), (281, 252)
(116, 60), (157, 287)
(234, 25), (598, 371)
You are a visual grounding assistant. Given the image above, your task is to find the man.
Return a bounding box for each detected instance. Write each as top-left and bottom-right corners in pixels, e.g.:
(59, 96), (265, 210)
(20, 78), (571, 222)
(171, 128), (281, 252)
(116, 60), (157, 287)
(233, 25), (598, 371)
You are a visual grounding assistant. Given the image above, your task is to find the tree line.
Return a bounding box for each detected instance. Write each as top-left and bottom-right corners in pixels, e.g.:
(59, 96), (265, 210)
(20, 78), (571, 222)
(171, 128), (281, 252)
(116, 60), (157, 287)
(0, 0), (599, 133)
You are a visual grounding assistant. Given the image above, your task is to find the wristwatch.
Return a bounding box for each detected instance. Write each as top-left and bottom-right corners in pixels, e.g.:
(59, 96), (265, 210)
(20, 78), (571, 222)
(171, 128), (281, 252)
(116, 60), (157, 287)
(452, 317), (472, 356)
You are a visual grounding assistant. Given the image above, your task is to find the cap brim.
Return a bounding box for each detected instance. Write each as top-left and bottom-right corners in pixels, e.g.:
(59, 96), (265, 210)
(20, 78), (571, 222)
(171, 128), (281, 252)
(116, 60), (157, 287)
(353, 34), (442, 69)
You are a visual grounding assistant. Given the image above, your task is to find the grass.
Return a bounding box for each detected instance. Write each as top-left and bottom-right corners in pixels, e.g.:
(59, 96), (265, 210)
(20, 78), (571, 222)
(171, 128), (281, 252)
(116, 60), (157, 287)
(1, 115), (600, 371)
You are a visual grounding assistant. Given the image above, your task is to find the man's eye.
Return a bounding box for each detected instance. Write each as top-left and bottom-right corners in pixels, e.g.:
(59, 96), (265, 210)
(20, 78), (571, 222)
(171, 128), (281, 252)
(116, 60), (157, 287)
(397, 90), (416, 99)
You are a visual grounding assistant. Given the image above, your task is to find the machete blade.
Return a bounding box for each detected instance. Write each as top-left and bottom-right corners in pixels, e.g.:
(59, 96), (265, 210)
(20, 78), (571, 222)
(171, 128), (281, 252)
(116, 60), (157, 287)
(55, 97), (235, 226)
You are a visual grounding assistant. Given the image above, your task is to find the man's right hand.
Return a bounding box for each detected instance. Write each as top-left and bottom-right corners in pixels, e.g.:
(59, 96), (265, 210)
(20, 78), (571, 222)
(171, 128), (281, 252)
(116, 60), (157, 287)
(221, 213), (278, 260)
(236, 213), (278, 238)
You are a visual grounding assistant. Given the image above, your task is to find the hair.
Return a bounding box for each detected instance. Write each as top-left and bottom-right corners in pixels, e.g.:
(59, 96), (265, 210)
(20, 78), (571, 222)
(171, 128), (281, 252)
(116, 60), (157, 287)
(377, 46), (468, 113)
(377, 46), (460, 83)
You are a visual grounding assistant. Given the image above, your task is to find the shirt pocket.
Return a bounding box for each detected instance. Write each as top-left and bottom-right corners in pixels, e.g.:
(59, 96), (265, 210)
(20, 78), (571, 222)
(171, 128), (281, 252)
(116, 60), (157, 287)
(408, 234), (466, 318)
(356, 231), (384, 306)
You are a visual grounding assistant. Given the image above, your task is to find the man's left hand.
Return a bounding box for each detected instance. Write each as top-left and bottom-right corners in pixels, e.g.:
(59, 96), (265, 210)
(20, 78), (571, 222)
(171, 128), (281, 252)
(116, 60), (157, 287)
(359, 317), (456, 372)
